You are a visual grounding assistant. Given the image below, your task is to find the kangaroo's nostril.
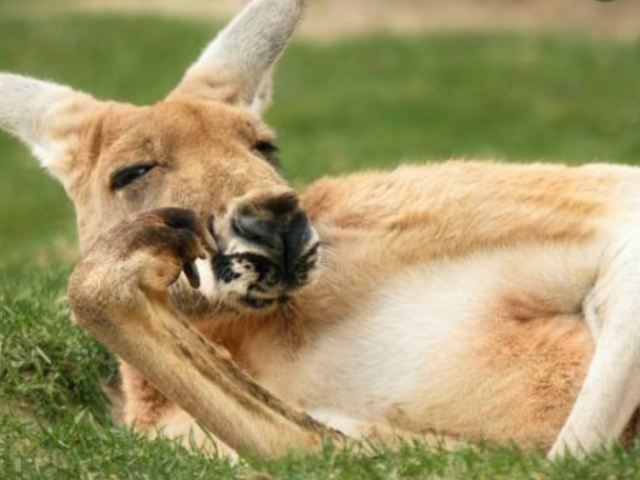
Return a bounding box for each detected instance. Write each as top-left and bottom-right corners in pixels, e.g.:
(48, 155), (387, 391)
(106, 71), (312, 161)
(283, 211), (312, 270)
(233, 207), (313, 275)
(232, 214), (282, 252)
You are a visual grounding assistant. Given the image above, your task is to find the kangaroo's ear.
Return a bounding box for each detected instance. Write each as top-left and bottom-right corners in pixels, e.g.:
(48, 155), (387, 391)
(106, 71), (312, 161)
(0, 73), (101, 181)
(168, 0), (304, 115)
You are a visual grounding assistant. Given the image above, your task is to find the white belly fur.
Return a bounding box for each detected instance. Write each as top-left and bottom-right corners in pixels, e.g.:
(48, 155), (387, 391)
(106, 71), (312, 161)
(264, 240), (603, 436)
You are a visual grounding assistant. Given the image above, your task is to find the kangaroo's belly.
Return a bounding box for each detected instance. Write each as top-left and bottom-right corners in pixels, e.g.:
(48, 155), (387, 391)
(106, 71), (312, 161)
(263, 241), (601, 448)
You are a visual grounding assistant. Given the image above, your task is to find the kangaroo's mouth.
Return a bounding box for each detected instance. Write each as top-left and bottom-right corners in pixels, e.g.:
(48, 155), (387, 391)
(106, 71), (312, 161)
(174, 238), (319, 315)
(209, 236), (320, 310)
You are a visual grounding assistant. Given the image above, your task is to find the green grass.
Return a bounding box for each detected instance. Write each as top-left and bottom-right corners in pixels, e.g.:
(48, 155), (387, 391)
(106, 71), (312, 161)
(2, 11), (640, 479)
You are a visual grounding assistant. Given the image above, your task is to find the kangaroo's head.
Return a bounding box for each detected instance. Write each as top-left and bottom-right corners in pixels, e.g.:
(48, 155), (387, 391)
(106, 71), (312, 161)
(0, 0), (320, 313)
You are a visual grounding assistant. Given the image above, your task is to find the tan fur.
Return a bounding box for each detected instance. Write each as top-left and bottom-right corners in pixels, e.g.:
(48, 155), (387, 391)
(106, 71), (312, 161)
(68, 144), (638, 454)
(5, 0), (640, 461)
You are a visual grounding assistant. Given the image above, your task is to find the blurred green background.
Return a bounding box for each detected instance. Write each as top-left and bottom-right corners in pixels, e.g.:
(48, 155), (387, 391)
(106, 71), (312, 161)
(2, 1), (640, 478)
(2, 0), (640, 266)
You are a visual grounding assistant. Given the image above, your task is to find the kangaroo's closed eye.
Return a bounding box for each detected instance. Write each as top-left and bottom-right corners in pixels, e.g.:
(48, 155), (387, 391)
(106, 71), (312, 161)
(111, 164), (156, 190)
(254, 141), (280, 167)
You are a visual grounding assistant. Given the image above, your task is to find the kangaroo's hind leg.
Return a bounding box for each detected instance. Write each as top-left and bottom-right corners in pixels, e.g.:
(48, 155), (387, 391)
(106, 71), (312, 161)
(550, 228), (640, 457)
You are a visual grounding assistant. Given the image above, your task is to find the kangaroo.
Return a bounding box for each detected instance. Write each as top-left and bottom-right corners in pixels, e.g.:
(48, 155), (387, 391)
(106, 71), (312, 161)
(2, 0), (640, 460)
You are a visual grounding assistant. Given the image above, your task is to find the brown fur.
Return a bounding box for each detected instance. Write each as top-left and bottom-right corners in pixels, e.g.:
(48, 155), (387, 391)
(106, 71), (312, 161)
(58, 99), (640, 455)
(4, 0), (640, 459)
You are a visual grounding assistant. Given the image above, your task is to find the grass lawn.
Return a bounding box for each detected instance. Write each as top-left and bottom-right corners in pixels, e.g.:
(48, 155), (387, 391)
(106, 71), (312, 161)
(2, 11), (640, 479)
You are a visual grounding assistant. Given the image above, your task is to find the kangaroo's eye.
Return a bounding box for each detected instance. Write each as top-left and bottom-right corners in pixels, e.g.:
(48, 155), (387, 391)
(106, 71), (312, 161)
(254, 141), (280, 167)
(111, 164), (156, 190)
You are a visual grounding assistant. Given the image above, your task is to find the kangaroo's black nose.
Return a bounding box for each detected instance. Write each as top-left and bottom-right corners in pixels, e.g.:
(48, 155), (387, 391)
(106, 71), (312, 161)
(232, 198), (313, 271)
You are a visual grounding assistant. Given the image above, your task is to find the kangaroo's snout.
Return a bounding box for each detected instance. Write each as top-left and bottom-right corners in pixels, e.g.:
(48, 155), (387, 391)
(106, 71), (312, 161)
(232, 193), (314, 278)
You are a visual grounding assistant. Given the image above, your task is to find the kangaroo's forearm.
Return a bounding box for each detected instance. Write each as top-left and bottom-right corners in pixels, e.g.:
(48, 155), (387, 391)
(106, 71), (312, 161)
(73, 292), (342, 456)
